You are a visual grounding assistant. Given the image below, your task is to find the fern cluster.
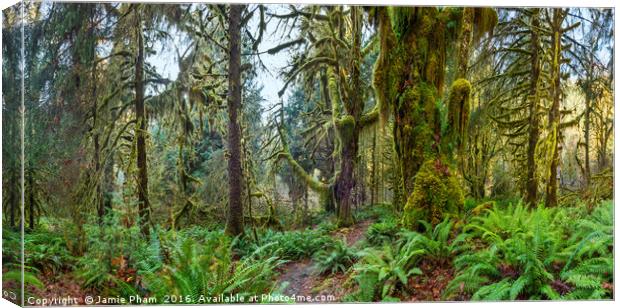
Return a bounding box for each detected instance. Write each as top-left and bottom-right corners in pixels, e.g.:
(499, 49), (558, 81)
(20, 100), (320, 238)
(3, 228), (75, 276)
(445, 200), (613, 300)
(144, 237), (284, 303)
(234, 228), (333, 260)
(366, 219), (401, 245)
(312, 238), (359, 275)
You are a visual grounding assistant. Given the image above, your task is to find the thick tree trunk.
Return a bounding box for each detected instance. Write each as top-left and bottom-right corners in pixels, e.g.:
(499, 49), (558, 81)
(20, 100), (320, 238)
(134, 13), (151, 237)
(373, 7), (494, 227)
(525, 9), (541, 207)
(224, 4), (245, 236)
(335, 129), (357, 227)
(545, 10), (563, 208)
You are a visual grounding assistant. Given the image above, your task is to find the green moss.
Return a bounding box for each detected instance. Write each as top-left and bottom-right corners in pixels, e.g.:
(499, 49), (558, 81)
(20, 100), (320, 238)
(402, 159), (464, 229)
(387, 7), (417, 40)
(473, 8), (498, 41)
(445, 78), (472, 153)
(336, 115), (356, 144)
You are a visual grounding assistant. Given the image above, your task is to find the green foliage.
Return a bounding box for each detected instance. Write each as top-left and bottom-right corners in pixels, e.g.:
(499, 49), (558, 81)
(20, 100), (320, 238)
(366, 219), (401, 245)
(312, 238), (358, 275)
(316, 220), (339, 233)
(3, 228), (74, 277)
(445, 200), (613, 300)
(3, 270), (45, 290)
(234, 228), (333, 261)
(74, 213), (161, 297)
(352, 237), (426, 300)
(25, 231), (76, 275)
(354, 203), (398, 222)
(145, 237), (284, 303)
(400, 219), (464, 262)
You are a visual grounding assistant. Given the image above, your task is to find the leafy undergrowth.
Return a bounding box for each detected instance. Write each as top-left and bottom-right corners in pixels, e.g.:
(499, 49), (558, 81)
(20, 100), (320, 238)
(2, 200), (613, 303)
(445, 200), (613, 300)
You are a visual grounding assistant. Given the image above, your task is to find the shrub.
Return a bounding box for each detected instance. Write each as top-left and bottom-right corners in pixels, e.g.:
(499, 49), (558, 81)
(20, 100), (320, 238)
(25, 231), (75, 275)
(313, 239), (358, 275)
(3, 228), (74, 276)
(399, 218), (464, 263)
(366, 219), (400, 245)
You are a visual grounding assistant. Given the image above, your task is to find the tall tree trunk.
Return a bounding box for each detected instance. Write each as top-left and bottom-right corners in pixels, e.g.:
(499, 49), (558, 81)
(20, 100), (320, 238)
(134, 11), (151, 237)
(525, 9), (541, 207)
(584, 76), (592, 186)
(92, 19), (103, 224)
(224, 4), (245, 236)
(370, 125), (377, 205)
(545, 9), (564, 208)
(28, 172), (35, 230)
(9, 169), (17, 228)
(335, 130), (357, 227)
(335, 7), (365, 226)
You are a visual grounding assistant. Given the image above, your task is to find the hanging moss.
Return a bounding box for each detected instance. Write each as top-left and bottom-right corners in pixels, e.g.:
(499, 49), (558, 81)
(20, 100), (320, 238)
(387, 6), (416, 40)
(401, 159), (464, 229)
(473, 8), (498, 41)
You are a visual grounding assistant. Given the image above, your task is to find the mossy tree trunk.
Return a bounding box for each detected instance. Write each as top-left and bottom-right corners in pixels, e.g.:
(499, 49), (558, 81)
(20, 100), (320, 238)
(134, 10), (151, 237)
(224, 4), (245, 236)
(373, 7), (495, 227)
(525, 9), (542, 207)
(544, 9), (566, 208)
(275, 6), (378, 226)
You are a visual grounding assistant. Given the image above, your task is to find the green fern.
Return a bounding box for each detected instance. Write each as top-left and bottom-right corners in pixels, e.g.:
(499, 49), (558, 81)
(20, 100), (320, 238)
(445, 200), (613, 300)
(312, 238), (358, 275)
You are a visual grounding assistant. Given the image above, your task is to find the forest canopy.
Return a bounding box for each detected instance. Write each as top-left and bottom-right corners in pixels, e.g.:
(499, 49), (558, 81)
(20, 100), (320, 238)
(1, 2), (615, 305)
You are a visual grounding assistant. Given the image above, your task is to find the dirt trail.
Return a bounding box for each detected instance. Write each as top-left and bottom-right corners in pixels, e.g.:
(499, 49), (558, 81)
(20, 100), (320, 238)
(276, 220), (373, 302)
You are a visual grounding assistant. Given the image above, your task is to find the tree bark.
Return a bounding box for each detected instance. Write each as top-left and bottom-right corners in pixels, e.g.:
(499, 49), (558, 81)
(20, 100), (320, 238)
(134, 11), (151, 237)
(583, 57), (593, 186)
(370, 125), (377, 205)
(28, 172), (35, 230)
(545, 9), (564, 208)
(525, 9), (541, 207)
(224, 4), (245, 236)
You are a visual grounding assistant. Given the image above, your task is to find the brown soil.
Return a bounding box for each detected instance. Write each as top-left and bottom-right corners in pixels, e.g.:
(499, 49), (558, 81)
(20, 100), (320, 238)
(406, 259), (455, 301)
(29, 272), (87, 305)
(276, 219), (373, 302)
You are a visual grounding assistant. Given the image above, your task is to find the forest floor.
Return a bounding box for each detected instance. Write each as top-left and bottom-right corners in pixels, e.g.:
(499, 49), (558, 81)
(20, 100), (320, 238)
(274, 218), (456, 302)
(275, 220), (373, 302)
(29, 272), (86, 304)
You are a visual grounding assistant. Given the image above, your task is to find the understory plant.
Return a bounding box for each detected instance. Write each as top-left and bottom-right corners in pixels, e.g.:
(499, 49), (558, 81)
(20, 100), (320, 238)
(313, 238), (358, 275)
(352, 237), (426, 300)
(445, 200), (613, 300)
(233, 228), (333, 260)
(144, 237), (284, 303)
